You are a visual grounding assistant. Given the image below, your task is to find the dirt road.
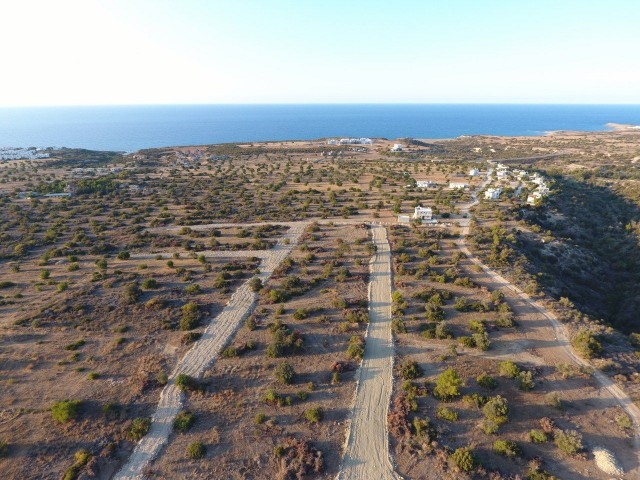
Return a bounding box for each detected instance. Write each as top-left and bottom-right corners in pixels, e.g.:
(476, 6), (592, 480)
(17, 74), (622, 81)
(456, 178), (640, 475)
(113, 223), (307, 480)
(338, 225), (399, 480)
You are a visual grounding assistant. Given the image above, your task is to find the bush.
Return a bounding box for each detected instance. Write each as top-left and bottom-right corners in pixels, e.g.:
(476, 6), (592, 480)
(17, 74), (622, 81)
(249, 277), (263, 292)
(498, 361), (520, 378)
(478, 419), (499, 434)
(482, 395), (509, 425)
(175, 373), (198, 392)
(184, 283), (201, 294)
(434, 368), (462, 400)
(544, 392), (562, 409)
(616, 412), (632, 430)
(518, 370), (536, 391)
(117, 251), (130, 260)
(255, 413), (268, 424)
(129, 418), (151, 441)
(174, 411), (195, 432)
(186, 441), (206, 459)
(0, 440), (7, 458)
(399, 359), (422, 380)
(528, 429), (548, 443)
(180, 302), (201, 330)
(451, 447), (476, 472)
(493, 439), (521, 457)
(477, 372), (497, 390)
(391, 317), (407, 334)
(554, 429), (583, 456)
(472, 332), (491, 350)
(275, 362), (295, 385)
(51, 400), (81, 423)
(142, 278), (158, 289)
(347, 336), (365, 360)
(413, 416), (436, 441)
(572, 329), (602, 359)
(123, 283), (142, 304)
(436, 406), (458, 422)
(304, 407), (323, 423)
(62, 449), (92, 480)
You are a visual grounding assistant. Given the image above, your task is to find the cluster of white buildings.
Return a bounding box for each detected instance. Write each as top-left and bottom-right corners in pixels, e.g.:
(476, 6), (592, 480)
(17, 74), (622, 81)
(487, 162), (550, 205)
(327, 138), (373, 145)
(0, 148), (50, 160)
(391, 143), (403, 152)
(416, 180), (438, 189)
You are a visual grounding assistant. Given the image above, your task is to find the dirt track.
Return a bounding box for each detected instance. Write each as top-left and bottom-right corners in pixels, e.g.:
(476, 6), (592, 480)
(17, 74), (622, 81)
(338, 225), (399, 480)
(113, 223), (307, 480)
(457, 177), (640, 476)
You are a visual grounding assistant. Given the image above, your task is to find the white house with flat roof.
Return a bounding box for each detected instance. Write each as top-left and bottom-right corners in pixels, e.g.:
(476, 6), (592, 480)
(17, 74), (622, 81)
(391, 143), (403, 152)
(469, 168), (480, 176)
(449, 182), (469, 190)
(484, 187), (502, 200)
(416, 180), (437, 189)
(413, 206), (433, 220)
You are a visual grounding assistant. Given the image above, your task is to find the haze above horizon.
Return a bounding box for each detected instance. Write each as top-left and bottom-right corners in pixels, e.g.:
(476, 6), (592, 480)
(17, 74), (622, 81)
(3, 0), (640, 107)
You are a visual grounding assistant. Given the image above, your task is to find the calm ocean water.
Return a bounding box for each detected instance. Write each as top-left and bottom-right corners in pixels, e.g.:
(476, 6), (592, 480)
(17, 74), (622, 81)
(0, 104), (639, 152)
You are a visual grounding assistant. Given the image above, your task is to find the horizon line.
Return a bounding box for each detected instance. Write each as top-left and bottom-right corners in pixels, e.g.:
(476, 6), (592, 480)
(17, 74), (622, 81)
(1, 102), (640, 109)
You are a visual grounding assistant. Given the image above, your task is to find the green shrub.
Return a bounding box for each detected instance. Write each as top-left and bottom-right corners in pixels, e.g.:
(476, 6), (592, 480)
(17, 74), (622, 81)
(296, 390), (309, 401)
(65, 339), (85, 351)
(88, 371), (100, 380)
(347, 336), (365, 360)
(275, 362), (295, 385)
(482, 395), (509, 425)
(399, 359), (423, 380)
(266, 341), (284, 358)
(434, 368), (462, 400)
(304, 407), (323, 423)
(472, 332), (491, 350)
(0, 281), (16, 289)
(274, 445), (285, 458)
(184, 283), (201, 294)
(571, 329), (602, 359)
(616, 412), (633, 430)
(451, 447), (476, 472)
(221, 346), (238, 358)
(175, 373), (198, 392)
(544, 392), (562, 409)
(129, 418), (151, 441)
(478, 419), (499, 434)
(476, 372), (497, 390)
(518, 370), (535, 391)
(245, 317), (257, 331)
(391, 317), (407, 334)
(0, 440), (8, 458)
(292, 308), (308, 320)
(51, 400), (82, 423)
(436, 406), (458, 422)
(117, 251), (130, 260)
(528, 429), (548, 443)
(498, 361), (520, 378)
(255, 413), (268, 424)
(174, 411), (195, 432)
(62, 449), (92, 480)
(413, 416), (436, 441)
(554, 429), (583, 456)
(493, 439), (521, 457)
(249, 277), (263, 292)
(123, 282), (141, 304)
(180, 302), (201, 330)
(141, 278), (158, 289)
(186, 441), (205, 459)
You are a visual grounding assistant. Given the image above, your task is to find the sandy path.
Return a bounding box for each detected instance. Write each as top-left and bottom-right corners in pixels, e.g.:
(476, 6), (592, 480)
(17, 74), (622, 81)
(113, 223), (308, 480)
(338, 225), (399, 480)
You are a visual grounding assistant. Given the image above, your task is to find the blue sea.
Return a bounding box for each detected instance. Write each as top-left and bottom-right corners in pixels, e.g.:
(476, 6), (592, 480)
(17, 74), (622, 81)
(0, 104), (639, 152)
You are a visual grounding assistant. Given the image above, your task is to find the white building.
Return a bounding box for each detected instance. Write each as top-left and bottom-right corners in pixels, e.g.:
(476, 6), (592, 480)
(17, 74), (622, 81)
(449, 182), (469, 190)
(484, 187), (502, 200)
(413, 206), (433, 220)
(391, 143), (403, 152)
(397, 215), (411, 224)
(416, 180), (437, 189)
(326, 139), (338, 145)
(338, 138), (372, 145)
(43, 192), (72, 198)
(469, 168), (480, 176)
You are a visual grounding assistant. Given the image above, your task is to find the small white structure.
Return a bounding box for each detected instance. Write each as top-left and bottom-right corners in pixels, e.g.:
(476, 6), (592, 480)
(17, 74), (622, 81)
(526, 195), (537, 205)
(43, 192), (72, 198)
(326, 139), (338, 145)
(484, 187), (502, 200)
(397, 215), (411, 224)
(416, 180), (437, 189)
(413, 206), (433, 220)
(391, 143), (403, 152)
(469, 168), (480, 176)
(449, 182), (469, 190)
(338, 138), (372, 145)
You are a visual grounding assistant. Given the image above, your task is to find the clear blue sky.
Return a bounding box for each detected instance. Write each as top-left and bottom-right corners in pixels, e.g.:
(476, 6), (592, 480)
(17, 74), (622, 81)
(2, 0), (639, 105)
